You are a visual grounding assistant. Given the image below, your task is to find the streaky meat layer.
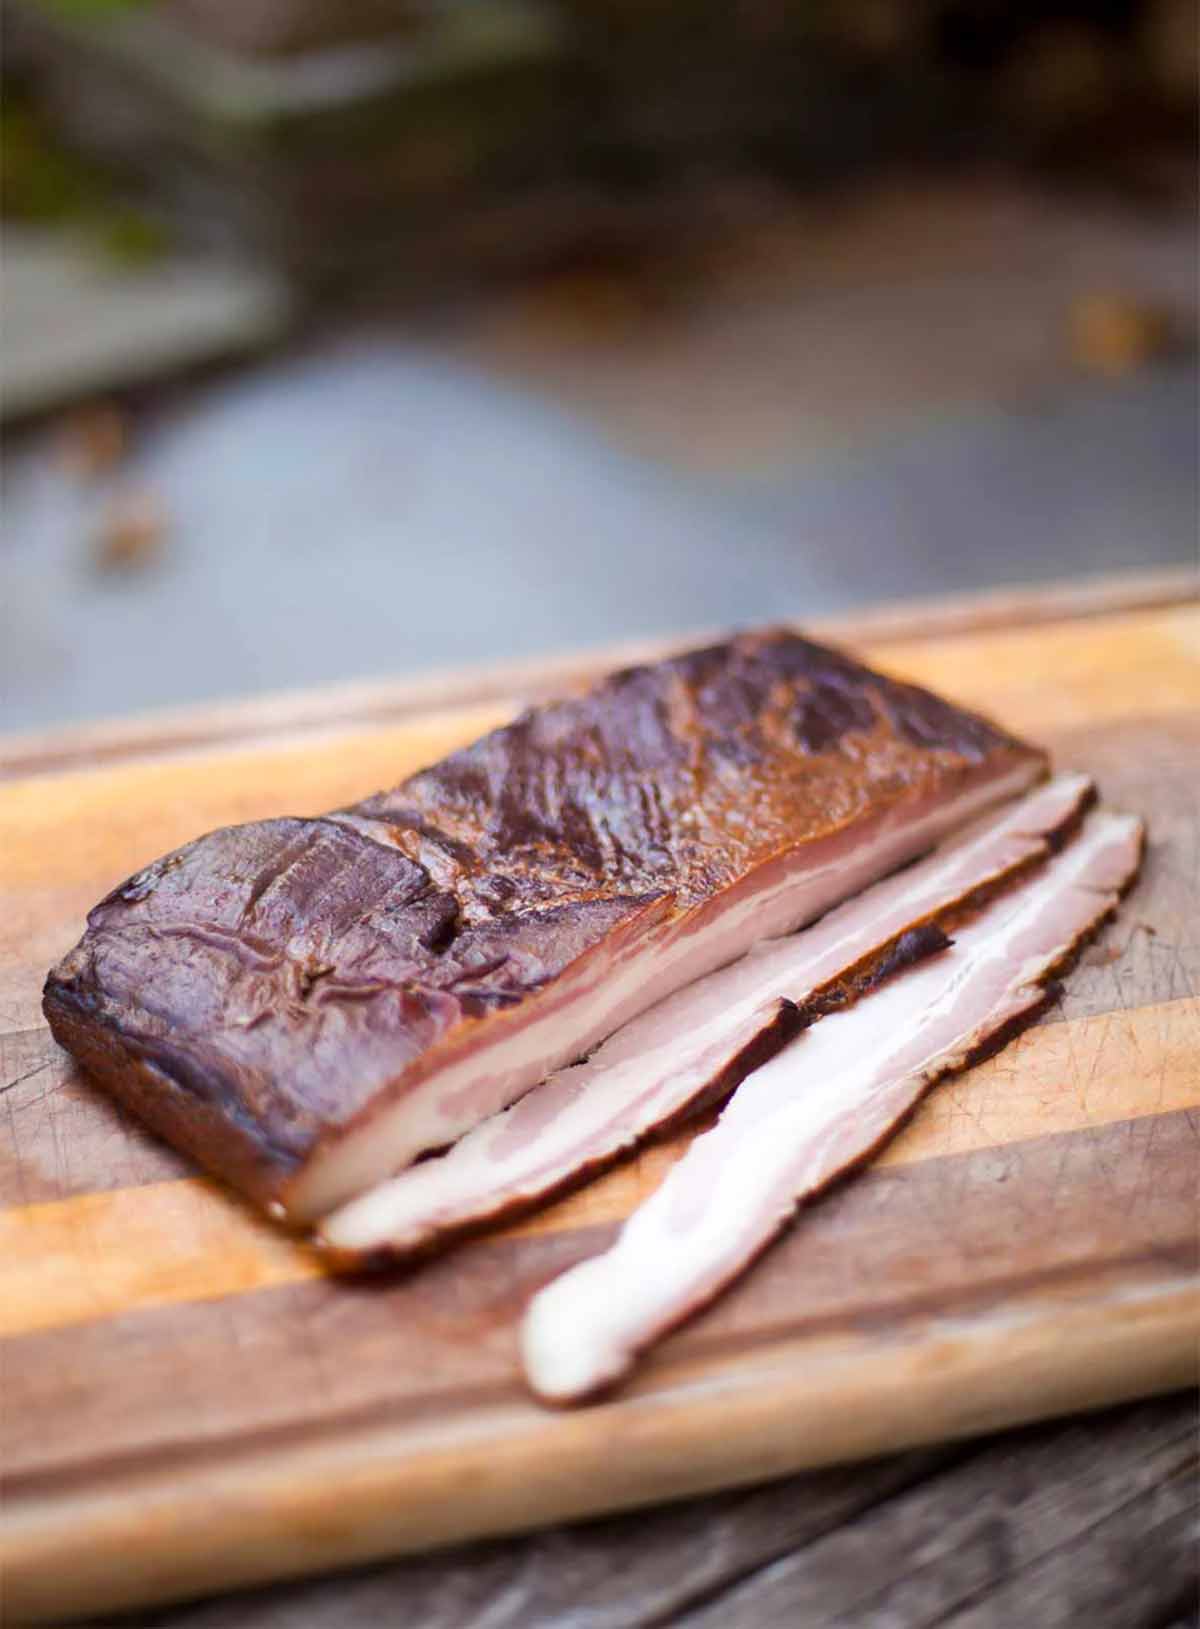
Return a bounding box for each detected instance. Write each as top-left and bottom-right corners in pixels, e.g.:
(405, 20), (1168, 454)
(43, 629), (1043, 1219)
(321, 773), (1093, 1258)
(521, 808), (1144, 1403)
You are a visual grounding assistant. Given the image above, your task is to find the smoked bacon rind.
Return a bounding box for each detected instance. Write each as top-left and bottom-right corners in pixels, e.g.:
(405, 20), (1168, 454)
(43, 630), (1045, 1220)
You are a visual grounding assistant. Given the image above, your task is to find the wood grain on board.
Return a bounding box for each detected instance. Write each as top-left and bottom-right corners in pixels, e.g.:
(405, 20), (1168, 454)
(1, 579), (1197, 1623)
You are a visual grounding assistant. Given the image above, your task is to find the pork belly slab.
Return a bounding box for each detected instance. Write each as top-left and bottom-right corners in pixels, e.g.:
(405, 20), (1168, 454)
(521, 810), (1145, 1403)
(44, 630), (1044, 1221)
(321, 774), (1091, 1258)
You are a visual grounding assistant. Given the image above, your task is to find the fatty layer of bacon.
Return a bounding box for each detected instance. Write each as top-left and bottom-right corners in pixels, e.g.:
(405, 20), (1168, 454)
(520, 809), (1144, 1402)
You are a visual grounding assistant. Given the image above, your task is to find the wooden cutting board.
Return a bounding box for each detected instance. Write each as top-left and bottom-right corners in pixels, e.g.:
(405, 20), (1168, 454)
(2, 575), (1197, 1624)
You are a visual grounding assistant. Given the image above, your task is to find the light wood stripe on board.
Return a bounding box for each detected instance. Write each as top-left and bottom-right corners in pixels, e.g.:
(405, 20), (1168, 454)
(0, 705), (513, 893)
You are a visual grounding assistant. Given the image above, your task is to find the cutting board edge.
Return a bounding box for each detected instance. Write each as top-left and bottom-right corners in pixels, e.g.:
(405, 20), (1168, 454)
(5, 1269), (1197, 1624)
(3, 586), (1198, 1624)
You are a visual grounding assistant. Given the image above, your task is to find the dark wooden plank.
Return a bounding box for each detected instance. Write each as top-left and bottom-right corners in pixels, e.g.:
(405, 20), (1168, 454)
(675, 1396), (1198, 1628)
(934, 1499), (1197, 1629)
(76, 1394), (1197, 1629)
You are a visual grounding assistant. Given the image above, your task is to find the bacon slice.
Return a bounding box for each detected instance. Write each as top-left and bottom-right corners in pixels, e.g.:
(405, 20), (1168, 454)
(520, 809), (1144, 1403)
(321, 774), (1092, 1258)
(44, 630), (1044, 1221)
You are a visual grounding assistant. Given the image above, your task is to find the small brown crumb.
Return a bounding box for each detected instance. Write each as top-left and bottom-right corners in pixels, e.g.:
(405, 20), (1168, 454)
(93, 489), (167, 573)
(59, 404), (127, 478)
(1068, 293), (1175, 379)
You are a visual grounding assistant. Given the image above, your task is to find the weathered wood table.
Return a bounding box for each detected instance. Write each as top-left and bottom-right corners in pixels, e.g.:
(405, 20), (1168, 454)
(2, 574), (1197, 1626)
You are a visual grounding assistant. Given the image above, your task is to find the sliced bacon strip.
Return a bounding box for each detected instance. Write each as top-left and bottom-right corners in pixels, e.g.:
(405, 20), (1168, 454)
(321, 774), (1092, 1257)
(520, 809), (1144, 1403)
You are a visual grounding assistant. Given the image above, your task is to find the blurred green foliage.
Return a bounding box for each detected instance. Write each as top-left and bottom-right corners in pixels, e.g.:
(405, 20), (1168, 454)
(1, 96), (170, 264)
(1, 103), (91, 220)
(36, 0), (150, 15)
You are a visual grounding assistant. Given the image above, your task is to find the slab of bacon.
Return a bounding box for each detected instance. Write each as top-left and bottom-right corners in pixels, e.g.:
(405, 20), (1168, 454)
(520, 810), (1144, 1402)
(44, 630), (1042, 1220)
